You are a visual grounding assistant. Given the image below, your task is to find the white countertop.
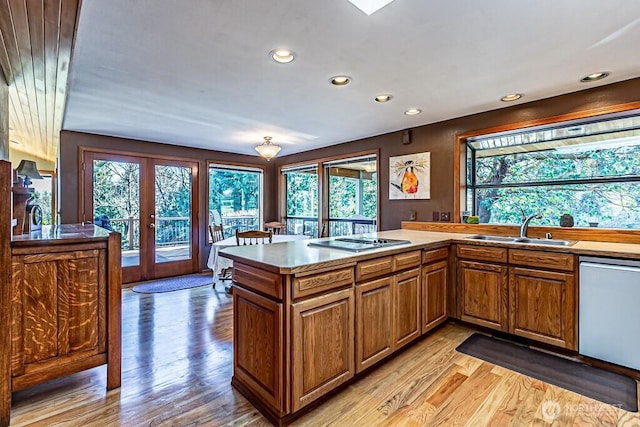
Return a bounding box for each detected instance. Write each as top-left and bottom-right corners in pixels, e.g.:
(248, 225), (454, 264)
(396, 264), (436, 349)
(220, 228), (640, 274)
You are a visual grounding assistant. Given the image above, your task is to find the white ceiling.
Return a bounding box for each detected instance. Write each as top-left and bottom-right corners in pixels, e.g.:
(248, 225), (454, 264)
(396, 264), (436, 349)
(63, 0), (640, 158)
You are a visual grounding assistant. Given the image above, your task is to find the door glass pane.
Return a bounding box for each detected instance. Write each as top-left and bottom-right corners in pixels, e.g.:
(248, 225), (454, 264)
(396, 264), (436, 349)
(93, 160), (140, 267)
(208, 166), (262, 238)
(155, 165), (192, 263)
(284, 166), (318, 235)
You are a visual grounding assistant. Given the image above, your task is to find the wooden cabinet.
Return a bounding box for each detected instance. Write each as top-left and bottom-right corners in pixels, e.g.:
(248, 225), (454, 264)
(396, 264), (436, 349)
(456, 244), (576, 349)
(291, 288), (354, 412)
(3, 226), (121, 426)
(355, 252), (421, 372)
(458, 259), (509, 331)
(233, 285), (284, 413)
(508, 250), (576, 349)
(421, 248), (449, 334)
(421, 259), (447, 334)
(11, 248), (107, 384)
(355, 276), (393, 372)
(393, 268), (421, 349)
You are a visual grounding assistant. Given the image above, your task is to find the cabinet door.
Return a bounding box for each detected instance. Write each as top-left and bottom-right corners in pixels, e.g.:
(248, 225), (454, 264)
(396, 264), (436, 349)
(393, 268), (421, 349)
(233, 286), (284, 412)
(422, 260), (447, 334)
(356, 276), (393, 373)
(11, 249), (106, 377)
(509, 267), (576, 349)
(458, 260), (508, 331)
(291, 288), (354, 412)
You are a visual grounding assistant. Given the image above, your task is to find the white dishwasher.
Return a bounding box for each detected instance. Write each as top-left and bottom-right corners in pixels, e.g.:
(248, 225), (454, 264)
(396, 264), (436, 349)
(579, 256), (640, 370)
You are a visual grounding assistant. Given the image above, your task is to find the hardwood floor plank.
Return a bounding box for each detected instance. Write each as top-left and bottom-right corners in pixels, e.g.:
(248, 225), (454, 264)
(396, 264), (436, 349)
(428, 362), (501, 425)
(8, 281), (640, 426)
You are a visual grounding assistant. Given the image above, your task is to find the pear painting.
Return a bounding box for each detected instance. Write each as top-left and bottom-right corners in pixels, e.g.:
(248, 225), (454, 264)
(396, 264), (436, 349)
(389, 152), (430, 199)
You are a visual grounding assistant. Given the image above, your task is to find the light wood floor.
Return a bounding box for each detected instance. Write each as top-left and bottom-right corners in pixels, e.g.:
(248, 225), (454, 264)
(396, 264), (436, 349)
(9, 278), (640, 426)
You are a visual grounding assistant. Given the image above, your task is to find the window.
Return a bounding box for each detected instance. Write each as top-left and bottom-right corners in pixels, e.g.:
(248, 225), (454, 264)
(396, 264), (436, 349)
(31, 171), (55, 225)
(208, 164), (263, 239)
(282, 152), (378, 238)
(324, 155), (377, 236)
(283, 164), (318, 235)
(465, 112), (640, 228)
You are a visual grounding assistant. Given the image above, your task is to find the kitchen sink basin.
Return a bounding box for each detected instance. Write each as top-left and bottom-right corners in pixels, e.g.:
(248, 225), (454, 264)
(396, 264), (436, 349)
(308, 237), (411, 252)
(467, 235), (575, 247)
(467, 235), (517, 242)
(512, 237), (575, 246)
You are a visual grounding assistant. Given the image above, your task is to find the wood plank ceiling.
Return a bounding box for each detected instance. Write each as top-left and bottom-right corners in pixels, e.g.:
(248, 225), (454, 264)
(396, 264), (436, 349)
(0, 0), (80, 163)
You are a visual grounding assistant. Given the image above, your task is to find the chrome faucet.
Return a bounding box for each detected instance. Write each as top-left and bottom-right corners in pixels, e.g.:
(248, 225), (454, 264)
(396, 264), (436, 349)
(520, 213), (542, 238)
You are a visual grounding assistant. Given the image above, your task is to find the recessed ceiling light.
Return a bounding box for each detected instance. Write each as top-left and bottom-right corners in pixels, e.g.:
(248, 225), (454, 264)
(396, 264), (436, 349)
(374, 94), (393, 103)
(404, 108), (421, 116)
(270, 49), (295, 64)
(580, 72), (609, 83)
(330, 75), (351, 86)
(500, 93), (523, 102)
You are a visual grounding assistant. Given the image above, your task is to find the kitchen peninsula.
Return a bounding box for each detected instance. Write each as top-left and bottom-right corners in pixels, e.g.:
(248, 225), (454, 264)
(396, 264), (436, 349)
(220, 227), (640, 426)
(221, 229), (460, 425)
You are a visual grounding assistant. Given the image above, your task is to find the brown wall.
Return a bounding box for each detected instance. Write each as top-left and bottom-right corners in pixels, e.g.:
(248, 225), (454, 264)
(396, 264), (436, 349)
(0, 72), (8, 162)
(59, 131), (276, 269)
(273, 78), (640, 231)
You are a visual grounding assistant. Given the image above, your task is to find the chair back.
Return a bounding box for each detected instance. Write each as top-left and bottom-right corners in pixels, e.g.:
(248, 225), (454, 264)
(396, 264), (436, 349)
(236, 229), (272, 245)
(209, 224), (224, 243)
(264, 221), (286, 235)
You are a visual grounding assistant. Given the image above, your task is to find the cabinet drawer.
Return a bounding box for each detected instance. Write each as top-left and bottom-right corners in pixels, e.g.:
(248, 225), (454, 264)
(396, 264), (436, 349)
(233, 262), (283, 299)
(509, 249), (574, 272)
(293, 267), (354, 299)
(457, 245), (507, 263)
(357, 256), (393, 282)
(393, 251), (422, 272)
(423, 247), (448, 264)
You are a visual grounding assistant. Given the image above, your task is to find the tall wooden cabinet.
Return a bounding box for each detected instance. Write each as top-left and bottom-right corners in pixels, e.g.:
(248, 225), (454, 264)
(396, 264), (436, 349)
(2, 225), (122, 426)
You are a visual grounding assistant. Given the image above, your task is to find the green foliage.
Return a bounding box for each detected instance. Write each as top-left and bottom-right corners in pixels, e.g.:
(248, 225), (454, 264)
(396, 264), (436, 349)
(286, 171), (318, 217)
(470, 146), (640, 228)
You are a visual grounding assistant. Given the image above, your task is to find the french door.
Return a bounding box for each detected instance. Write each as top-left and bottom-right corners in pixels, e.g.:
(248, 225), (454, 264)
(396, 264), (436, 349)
(82, 151), (199, 283)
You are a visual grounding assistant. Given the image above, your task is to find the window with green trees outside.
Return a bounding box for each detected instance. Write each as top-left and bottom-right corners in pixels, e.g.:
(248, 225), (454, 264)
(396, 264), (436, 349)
(466, 112), (640, 228)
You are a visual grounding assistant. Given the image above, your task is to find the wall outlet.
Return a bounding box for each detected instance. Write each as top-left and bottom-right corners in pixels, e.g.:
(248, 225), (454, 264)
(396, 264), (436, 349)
(441, 211), (451, 221)
(432, 211), (440, 221)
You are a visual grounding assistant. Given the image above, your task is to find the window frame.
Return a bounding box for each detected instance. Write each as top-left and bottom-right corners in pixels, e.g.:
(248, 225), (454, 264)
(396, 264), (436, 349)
(278, 149), (380, 237)
(206, 160), (266, 243)
(454, 102), (640, 225)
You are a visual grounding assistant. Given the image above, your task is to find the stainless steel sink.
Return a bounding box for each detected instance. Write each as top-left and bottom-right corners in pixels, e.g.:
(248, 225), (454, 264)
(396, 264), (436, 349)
(467, 235), (517, 242)
(467, 235), (575, 247)
(513, 237), (575, 246)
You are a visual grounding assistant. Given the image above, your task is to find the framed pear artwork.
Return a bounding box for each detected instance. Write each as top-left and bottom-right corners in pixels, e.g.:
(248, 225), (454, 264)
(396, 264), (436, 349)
(389, 152), (431, 199)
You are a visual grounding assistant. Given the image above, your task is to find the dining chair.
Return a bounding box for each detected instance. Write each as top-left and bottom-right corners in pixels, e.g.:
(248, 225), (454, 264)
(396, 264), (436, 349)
(264, 221), (286, 235)
(236, 229), (273, 245)
(209, 224), (231, 286)
(209, 224), (224, 242)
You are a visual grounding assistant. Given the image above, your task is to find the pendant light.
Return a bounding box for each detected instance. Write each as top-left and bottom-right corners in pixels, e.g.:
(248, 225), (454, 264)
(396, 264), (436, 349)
(255, 136), (281, 161)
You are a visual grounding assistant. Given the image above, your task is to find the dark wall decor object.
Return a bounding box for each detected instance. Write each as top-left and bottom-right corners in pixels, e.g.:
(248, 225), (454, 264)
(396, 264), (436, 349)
(402, 129), (412, 145)
(560, 214), (574, 227)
